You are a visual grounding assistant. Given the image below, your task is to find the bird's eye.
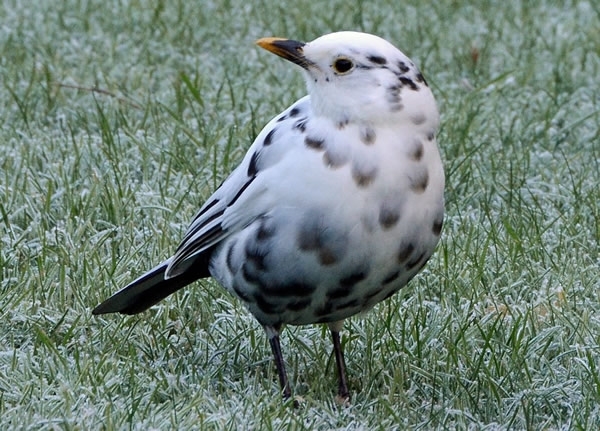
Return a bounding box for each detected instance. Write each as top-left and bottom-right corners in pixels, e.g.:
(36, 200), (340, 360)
(332, 57), (354, 74)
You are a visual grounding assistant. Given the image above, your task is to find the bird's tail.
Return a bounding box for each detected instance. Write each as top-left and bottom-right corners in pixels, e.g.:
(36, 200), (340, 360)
(92, 255), (210, 315)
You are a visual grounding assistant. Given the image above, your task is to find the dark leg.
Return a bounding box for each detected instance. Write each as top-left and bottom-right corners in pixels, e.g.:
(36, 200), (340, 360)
(330, 328), (350, 401)
(266, 327), (292, 400)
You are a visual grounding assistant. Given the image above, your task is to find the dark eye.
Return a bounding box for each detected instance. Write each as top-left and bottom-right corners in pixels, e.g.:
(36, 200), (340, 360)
(332, 57), (354, 74)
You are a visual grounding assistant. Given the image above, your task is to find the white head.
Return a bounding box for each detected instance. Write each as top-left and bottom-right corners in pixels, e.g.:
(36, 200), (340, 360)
(257, 31), (438, 129)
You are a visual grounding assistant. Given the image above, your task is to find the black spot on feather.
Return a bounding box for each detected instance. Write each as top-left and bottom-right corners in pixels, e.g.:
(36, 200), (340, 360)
(263, 129), (275, 146)
(245, 241), (268, 271)
(340, 271), (367, 287)
(256, 217), (276, 241)
(228, 176), (256, 207)
(397, 61), (410, 74)
(253, 292), (282, 314)
(247, 152), (260, 177)
(406, 251), (426, 270)
(397, 242), (415, 263)
(432, 215), (444, 236)
(193, 198), (219, 222)
(226, 241), (237, 272)
(399, 76), (418, 91)
(286, 299), (311, 311)
(367, 55), (387, 65)
(294, 118), (308, 133)
(382, 271), (400, 285)
(415, 72), (428, 86)
(305, 136), (325, 150)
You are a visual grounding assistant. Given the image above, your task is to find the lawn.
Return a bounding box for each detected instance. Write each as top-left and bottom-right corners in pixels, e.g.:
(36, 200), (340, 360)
(1, 0), (599, 429)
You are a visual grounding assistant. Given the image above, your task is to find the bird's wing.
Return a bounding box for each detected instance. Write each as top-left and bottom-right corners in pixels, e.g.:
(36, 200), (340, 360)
(165, 96), (311, 278)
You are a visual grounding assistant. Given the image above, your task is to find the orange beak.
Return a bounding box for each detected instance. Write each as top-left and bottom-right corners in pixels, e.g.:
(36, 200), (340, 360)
(256, 37), (312, 69)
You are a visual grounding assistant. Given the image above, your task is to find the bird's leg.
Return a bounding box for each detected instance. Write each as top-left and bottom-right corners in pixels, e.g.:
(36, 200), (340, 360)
(265, 325), (292, 400)
(329, 321), (350, 402)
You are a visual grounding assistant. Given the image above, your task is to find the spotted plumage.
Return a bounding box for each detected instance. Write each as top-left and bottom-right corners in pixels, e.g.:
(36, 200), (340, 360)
(379, 199), (402, 229)
(410, 139), (424, 161)
(93, 31), (445, 404)
(360, 127), (376, 145)
(305, 136), (325, 150)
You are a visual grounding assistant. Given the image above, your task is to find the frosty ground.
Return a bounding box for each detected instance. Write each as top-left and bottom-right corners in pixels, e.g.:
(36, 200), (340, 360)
(0, 0), (598, 429)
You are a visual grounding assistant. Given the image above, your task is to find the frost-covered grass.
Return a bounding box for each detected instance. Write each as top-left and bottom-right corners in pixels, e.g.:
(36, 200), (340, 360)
(1, 0), (599, 429)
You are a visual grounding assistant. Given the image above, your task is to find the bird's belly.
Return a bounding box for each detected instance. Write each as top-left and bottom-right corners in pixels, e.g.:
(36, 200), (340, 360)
(210, 194), (443, 327)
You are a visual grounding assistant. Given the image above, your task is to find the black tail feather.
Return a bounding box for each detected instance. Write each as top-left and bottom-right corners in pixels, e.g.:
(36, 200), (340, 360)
(93, 252), (211, 315)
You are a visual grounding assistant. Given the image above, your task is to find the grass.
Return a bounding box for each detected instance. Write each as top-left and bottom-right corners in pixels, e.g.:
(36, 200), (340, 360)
(1, 0), (599, 429)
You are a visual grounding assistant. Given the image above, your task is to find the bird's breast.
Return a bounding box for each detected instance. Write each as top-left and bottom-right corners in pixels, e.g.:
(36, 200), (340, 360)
(209, 101), (444, 327)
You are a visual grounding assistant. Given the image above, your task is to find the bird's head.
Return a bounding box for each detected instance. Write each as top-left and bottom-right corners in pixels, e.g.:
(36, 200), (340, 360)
(257, 31), (438, 129)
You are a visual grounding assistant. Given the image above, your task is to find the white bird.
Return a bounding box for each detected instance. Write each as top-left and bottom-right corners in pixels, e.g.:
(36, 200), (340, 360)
(93, 31), (445, 403)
